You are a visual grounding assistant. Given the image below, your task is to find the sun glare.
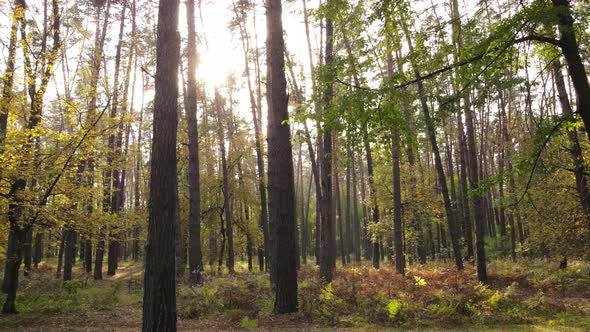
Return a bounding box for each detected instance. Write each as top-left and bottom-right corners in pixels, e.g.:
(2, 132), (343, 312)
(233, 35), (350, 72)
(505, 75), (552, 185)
(196, 50), (235, 90)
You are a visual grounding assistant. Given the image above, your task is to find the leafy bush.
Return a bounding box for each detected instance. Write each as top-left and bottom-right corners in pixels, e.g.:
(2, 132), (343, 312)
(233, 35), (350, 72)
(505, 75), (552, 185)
(178, 274), (271, 320)
(386, 299), (403, 319)
(239, 317), (258, 329)
(63, 280), (82, 294)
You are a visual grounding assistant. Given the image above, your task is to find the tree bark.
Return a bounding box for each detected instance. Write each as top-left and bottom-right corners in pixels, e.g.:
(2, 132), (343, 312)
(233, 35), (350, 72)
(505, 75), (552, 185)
(363, 131), (380, 269)
(265, 0), (298, 313)
(351, 149), (362, 262)
(552, 0), (590, 142)
(214, 91), (234, 274)
(386, 46), (405, 274)
(552, 60), (590, 239)
(319, 2), (336, 282)
(106, 2), (128, 277)
(23, 228), (32, 277)
(185, 0), (203, 278)
(142, 0), (180, 329)
(0, 0), (20, 143)
(33, 231), (43, 268)
(63, 229), (77, 281)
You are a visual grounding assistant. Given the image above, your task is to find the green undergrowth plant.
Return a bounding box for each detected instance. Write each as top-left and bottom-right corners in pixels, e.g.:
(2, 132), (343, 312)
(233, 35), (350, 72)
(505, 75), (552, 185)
(2, 260), (589, 330)
(177, 272), (273, 321)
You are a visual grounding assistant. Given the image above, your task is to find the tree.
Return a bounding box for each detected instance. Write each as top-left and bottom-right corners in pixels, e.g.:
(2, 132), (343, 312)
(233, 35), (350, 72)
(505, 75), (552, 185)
(401, 19), (464, 272)
(185, 0), (203, 279)
(0, 0), (20, 144)
(230, 0), (270, 272)
(142, 0), (180, 329)
(2, 0), (61, 313)
(214, 90), (235, 274)
(319, 0), (336, 281)
(551, 0), (590, 142)
(265, 0), (298, 313)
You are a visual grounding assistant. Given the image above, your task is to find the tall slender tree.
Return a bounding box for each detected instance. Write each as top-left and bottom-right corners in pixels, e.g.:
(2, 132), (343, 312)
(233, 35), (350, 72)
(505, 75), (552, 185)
(319, 0), (336, 281)
(142, 0), (180, 329)
(265, 0), (298, 313)
(185, 0), (203, 279)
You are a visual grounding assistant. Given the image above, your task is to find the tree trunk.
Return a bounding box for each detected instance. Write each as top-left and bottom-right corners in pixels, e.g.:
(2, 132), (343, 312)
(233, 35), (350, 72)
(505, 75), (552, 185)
(175, 189), (184, 277)
(84, 238), (92, 274)
(105, 2), (128, 277)
(335, 152), (346, 266)
(456, 114), (473, 258)
(233, 0), (270, 273)
(552, 0), (590, 142)
(319, 3), (336, 282)
(142, 0), (180, 329)
(385, 48), (405, 274)
(359, 156), (371, 260)
(63, 229), (77, 281)
(214, 91), (234, 274)
(56, 230), (65, 278)
(449, 0), (484, 279)
(133, 69), (145, 263)
(2, 0), (61, 313)
(351, 149), (362, 263)
(363, 132), (380, 269)
(185, 0), (202, 279)
(89, 0), (113, 282)
(552, 59), (590, 239)
(23, 228), (32, 277)
(265, 0), (298, 313)
(0, 0), (20, 143)
(2, 224), (28, 313)
(345, 147), (352, 264)
(33, 231), (43, 268)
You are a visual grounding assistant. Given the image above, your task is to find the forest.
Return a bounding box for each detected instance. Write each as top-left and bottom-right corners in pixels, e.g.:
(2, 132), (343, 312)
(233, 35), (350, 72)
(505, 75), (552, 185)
(0, 0), (590, 330)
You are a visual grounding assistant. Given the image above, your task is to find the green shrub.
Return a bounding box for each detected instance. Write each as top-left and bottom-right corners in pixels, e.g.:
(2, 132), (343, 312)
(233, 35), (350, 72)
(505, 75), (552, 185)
(487, 291), (505, 309)
(386, 299), (402, 319)
(239, 317), (258, 329)
(315, 283), (346, 324)
(63, 280), (82, 294)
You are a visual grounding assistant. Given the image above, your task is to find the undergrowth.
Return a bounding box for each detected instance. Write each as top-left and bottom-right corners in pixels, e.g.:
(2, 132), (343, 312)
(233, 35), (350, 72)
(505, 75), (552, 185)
(1, 259), (589, 330)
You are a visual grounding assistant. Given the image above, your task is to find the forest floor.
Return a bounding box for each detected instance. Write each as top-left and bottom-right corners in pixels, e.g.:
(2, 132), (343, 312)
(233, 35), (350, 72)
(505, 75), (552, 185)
(0, 259), (589, 331)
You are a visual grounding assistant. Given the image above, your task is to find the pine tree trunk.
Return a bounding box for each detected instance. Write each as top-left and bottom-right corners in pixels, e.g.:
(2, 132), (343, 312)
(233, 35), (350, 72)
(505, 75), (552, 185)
(386, 49), (404, 274)
(185, 0), (202, 279)
(89, 0), (113, 281)
(335, 154), (346, 266)
(456, 115), (474, 258)
(319, 4), (336, 282)
(63, 229), (77, 281)
(0, 0), (20, 143)
(142, 0), (180, 328)
(351, 150), (362, 263)
(345, 148), (352, 264)
(33, 231), (43, 268)
(214, 92), (234, 274)
(265, 0), (298, 313)
(233, 0), (270, 273)
(84, 239), (92, 274)
(359, 157), (371, 261)
(175, 194), (184, 277)
(363, 132), (380, 269)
